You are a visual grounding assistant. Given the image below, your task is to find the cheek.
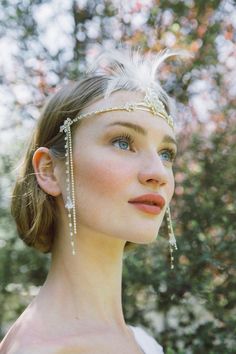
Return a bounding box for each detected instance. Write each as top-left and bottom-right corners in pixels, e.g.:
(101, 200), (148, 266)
(73, 151), (134, 232)
(75, 151), (133, 199)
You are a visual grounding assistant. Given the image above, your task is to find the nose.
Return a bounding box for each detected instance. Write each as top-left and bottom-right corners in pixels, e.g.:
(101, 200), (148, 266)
(138, 152), (169, 188)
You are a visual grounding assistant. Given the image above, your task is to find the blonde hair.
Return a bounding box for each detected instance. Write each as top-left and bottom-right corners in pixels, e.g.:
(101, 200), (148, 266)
(11, 49), (175, 253)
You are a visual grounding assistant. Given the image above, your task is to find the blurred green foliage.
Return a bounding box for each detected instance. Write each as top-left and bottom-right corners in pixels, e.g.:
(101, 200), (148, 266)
(123, 118), (236, 353)
(0, 0), (235, 353)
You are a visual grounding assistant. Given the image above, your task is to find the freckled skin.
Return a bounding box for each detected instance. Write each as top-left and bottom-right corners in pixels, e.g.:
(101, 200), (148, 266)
(72, 91), (175, 245)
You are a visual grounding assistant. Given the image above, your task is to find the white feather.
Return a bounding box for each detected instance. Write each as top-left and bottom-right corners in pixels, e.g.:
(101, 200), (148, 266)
(87, 47), (189, 110)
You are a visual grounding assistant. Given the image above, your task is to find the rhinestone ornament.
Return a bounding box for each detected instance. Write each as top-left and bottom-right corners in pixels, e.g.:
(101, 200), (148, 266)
(166, 205), (178, 269)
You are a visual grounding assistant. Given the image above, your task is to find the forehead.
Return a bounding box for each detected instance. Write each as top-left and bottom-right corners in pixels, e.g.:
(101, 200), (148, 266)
(77, 90), (175, 140)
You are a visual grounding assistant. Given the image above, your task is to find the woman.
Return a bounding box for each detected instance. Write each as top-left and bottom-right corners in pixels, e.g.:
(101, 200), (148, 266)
(0, 48), (179, 354)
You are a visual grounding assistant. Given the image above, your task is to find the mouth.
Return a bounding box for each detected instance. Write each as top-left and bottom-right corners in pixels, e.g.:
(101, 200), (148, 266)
(129, 203), (162, 215)
(128, 194), (166, 215)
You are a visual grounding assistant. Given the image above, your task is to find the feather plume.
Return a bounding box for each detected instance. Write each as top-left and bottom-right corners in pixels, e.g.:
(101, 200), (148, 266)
(87, 48), (188, 105)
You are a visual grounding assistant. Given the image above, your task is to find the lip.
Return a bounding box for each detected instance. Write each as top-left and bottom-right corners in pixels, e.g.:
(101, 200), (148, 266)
(128, 194), (166, 215)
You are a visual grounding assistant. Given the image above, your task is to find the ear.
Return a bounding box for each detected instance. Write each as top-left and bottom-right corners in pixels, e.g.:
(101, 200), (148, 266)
(32, 147), (61, 197)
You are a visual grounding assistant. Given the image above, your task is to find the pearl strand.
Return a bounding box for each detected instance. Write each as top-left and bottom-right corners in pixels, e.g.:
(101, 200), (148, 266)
(68, 122), (77, 255)
(166, 206), (177, 269)
(64, 118), (76, 256)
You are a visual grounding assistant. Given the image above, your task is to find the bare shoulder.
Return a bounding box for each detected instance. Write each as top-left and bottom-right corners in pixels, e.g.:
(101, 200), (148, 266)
(0, 320), (32, 354)
(0, 314), (87, 354)
(0, 325), (84, 354)
(0, 311), (54, 354)
(0, 324), (85, 354)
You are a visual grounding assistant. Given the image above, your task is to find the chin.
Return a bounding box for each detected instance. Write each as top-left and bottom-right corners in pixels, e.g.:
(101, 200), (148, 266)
(124, 229), (160, 245)
(130, 222), (163, 244)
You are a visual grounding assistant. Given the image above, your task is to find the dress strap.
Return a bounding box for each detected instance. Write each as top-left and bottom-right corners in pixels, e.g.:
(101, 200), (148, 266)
(128, 325), (164, 354)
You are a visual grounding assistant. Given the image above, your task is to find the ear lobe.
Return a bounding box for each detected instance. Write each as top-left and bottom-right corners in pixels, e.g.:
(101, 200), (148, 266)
(32, 147), (61, 197)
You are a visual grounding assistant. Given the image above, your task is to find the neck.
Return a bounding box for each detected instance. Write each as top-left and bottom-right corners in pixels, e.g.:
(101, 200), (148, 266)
(35, 226), (128, 334)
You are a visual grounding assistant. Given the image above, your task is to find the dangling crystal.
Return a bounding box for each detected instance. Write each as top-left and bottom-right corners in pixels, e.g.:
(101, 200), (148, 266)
(169, 235), (178, 250)
(166, 206), (178, 269)
(65, 198), (73, 210)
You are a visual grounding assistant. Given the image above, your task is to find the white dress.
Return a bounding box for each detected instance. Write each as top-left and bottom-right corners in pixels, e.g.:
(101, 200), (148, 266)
(129, 325), (164, 354)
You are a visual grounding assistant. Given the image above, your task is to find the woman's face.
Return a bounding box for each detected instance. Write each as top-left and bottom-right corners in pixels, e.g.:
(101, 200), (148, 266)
(70, 91), (177, 245)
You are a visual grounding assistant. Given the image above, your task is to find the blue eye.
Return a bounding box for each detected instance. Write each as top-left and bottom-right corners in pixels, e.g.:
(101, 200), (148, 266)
(112, 134), (134, 151)
(160, 149), (176, 163)
(115, 139), (129, 150)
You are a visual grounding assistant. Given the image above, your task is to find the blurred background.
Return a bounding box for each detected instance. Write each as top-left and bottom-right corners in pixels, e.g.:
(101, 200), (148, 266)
(0, 0), (235, 353)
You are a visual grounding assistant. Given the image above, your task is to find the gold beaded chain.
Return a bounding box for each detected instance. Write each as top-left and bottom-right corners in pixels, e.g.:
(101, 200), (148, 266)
(59, 88), (175, 134)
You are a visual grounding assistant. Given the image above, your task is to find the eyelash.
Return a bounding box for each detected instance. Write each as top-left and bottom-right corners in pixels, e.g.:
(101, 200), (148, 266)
(112, 133), (135, 151)
(111, 133), (176, 163)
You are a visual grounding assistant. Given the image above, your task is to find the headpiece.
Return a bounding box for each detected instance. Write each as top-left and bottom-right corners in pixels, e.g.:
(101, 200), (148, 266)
(59, 48), (179, 267)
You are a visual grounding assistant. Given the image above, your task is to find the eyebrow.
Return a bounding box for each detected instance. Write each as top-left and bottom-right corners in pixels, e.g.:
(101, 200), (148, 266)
(107, 121), (177, 147)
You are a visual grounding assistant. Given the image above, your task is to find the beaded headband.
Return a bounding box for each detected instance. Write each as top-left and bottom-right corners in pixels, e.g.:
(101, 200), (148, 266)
(59, 87), (176, 256)
(60, 87), (174, 133)
(58, 47), (181, 267)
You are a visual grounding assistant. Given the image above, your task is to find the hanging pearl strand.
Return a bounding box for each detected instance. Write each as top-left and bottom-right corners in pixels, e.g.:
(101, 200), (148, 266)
(166, 206), (177, 269)
(68, 120), (77, 250)
(61, 118), (76, 256)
